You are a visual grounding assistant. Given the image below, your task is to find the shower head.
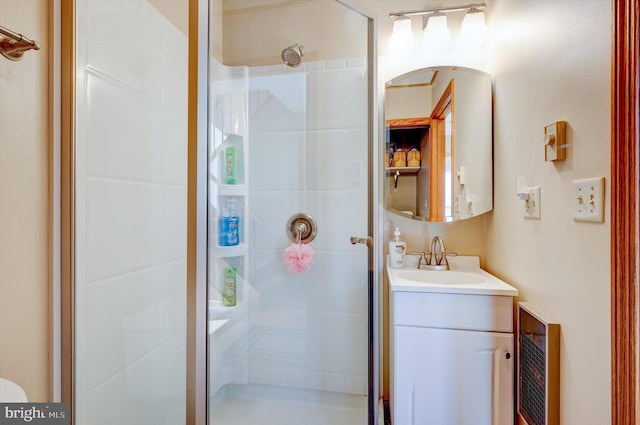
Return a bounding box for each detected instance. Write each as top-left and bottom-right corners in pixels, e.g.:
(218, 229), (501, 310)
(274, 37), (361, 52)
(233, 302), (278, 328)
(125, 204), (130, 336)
(281, 44), (305, 67)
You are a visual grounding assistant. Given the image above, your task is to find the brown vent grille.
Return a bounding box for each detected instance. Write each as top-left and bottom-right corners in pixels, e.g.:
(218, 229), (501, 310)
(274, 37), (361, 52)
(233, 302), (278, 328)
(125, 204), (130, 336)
(517, 303), (560, 425)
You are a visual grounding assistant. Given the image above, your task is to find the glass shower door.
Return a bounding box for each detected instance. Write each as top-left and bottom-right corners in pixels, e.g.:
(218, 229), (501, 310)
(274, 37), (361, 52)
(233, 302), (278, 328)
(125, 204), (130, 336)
(207, 1), (372, 424)
(73, 0), (188, 424)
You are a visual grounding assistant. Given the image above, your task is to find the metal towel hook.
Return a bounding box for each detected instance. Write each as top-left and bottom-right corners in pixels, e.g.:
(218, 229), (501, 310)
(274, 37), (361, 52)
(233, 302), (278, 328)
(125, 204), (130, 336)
(0, 25), (40, 61)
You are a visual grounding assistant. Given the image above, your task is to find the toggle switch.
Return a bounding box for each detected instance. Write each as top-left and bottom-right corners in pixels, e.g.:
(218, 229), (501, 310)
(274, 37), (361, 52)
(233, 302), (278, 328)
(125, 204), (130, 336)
(524, 186), (541, 219)
(457, 166), (467, 185)
(572, 177), (605, 222)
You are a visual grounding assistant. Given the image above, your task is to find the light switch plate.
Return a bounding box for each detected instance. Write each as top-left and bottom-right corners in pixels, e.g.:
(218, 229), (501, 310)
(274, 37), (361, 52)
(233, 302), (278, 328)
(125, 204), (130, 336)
(572, 177), (605, 222)
(524, 186), (541, 219)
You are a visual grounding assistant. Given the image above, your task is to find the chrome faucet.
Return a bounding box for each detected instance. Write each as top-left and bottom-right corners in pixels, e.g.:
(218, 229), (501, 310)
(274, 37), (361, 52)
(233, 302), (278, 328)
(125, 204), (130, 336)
(409, 236), (456, 270)
(408, 250), (428, 269)
(431, 236), (446, 267)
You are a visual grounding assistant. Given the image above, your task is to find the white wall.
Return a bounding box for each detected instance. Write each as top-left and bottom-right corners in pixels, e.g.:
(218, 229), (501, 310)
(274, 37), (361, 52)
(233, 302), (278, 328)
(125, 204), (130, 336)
(246, 59), (369, 394)
(348, 0), (611, 423)
(386, 85), (431, 119)
(448, 68), (493, 219)
(221, 0), (368, 66)
(0, 0), (49, 401)
(147, 0), (188, 35)
(74, 1), (188, 424)
(0, 1), (612, 422)
(485, 1), (611, 424)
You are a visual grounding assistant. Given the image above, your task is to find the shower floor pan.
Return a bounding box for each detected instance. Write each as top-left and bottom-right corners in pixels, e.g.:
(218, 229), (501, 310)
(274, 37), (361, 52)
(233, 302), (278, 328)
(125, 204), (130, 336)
(209, 383), (367, 425)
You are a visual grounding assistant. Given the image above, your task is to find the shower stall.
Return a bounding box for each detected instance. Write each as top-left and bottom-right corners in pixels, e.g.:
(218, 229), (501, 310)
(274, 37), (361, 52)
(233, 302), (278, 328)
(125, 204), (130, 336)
(66, 0), (376, 423)
(206, 1), (377, 424)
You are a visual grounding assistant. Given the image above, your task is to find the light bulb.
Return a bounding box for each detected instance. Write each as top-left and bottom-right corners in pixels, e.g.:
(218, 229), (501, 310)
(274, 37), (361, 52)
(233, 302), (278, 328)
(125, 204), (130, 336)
(389, 15), (414, 52)
(422, 12), (450, 49)
(459, 8), (488, 47)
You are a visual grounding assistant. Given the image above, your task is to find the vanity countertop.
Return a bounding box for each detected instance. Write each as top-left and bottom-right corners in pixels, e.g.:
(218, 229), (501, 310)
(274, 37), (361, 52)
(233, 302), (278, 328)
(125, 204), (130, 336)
(387, 255), (518, 296)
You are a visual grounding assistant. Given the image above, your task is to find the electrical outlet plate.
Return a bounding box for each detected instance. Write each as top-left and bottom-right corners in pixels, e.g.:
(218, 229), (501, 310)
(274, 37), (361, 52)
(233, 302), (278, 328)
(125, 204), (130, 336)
(524, 186), (541, 219)
(572, 177), (605, 222)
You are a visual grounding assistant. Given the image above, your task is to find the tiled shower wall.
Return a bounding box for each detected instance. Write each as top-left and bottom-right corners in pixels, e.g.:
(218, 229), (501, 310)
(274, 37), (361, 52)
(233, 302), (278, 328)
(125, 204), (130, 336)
(247, 59), (369, 394)
(74, 1), (187, 424)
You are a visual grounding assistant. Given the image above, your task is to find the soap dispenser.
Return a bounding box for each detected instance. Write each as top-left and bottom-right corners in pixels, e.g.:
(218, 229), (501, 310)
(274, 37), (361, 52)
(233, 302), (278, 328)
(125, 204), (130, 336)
(389, 227), (406, 269)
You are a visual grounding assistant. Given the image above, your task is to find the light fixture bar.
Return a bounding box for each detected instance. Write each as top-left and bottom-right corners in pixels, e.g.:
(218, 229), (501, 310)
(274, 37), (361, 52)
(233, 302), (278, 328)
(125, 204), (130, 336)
(389, 2), (485, 18)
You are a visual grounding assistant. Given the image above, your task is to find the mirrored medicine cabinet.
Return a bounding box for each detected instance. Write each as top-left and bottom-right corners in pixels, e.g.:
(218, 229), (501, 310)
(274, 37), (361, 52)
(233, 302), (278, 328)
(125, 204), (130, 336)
(384, 66), (493, 222)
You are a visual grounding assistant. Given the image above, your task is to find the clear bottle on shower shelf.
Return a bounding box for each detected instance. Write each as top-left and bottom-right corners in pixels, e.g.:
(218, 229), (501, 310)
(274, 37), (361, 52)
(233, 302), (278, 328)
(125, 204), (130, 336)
(218, 197), (240, 247)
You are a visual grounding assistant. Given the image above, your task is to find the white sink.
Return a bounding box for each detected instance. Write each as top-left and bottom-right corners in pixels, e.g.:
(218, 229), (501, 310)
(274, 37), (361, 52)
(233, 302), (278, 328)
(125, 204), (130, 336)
(387, 255), (518, 296)
(399, 270), (486, 285)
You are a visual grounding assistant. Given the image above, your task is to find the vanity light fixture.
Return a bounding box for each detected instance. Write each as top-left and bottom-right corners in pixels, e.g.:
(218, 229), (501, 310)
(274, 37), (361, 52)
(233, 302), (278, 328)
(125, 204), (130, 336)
(389, 3), (486, 48)
(389, 15), (414, 52)
(422, 12), (450, 47)
(459, 6), (488, 46)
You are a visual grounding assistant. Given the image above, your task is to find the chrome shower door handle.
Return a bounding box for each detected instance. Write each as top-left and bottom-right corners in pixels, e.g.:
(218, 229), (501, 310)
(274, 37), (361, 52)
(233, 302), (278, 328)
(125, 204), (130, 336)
(350, 235), (373, 247)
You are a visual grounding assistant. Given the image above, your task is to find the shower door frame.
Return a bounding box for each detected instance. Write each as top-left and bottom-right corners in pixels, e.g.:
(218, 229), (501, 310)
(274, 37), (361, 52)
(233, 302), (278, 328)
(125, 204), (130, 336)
(194, 1), (380, 424)
(59, 0), (378, 423)
(335, 3), (381, 423)
(187, 0), (209, 424)
(59, 0), (199, 423)
(59, 0), (74, 417)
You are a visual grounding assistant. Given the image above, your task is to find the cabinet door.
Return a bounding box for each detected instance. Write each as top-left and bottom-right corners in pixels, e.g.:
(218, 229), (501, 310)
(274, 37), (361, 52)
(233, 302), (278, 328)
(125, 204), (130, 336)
(394, 326), (514, 425)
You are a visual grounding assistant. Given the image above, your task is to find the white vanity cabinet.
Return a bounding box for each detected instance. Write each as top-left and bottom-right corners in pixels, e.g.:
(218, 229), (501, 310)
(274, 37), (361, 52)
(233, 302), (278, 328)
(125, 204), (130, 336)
(387, 257), (518, 425)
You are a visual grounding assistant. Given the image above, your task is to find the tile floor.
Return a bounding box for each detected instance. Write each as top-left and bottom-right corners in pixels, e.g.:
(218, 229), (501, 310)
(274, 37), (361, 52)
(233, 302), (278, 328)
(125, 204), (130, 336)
(209, 383), (367, 425)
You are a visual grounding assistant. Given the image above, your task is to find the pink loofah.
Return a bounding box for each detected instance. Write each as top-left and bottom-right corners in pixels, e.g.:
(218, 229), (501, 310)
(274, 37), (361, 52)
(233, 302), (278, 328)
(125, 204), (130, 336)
(283, 242), (314, 273)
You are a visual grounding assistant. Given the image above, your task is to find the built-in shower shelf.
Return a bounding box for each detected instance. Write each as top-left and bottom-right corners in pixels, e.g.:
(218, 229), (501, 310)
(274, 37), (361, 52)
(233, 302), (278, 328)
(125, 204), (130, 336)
(208, 300), (248, 332)
(214, 243), (248, 258)
(209, 300), (246, 313)
(209, 318), (229, 334)
(217, 183), (248, 196)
